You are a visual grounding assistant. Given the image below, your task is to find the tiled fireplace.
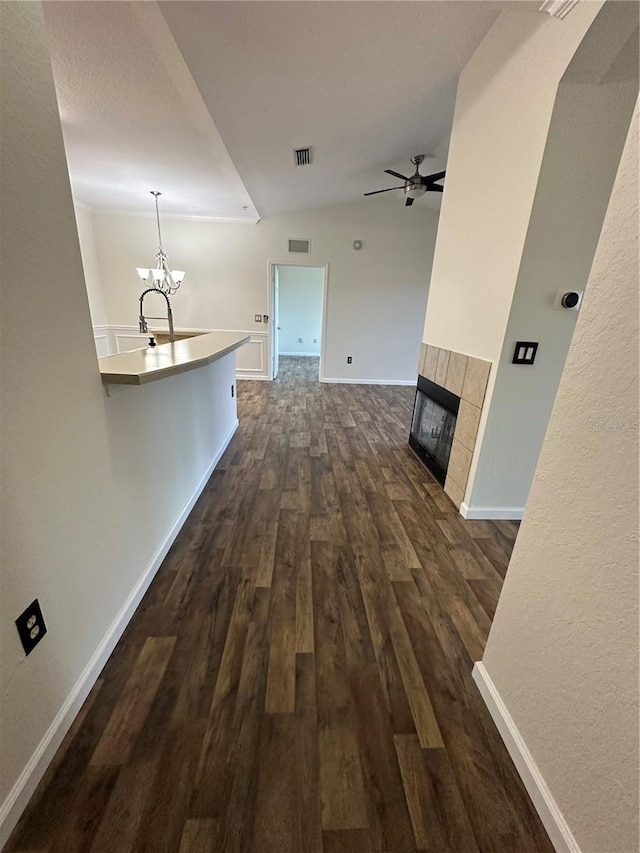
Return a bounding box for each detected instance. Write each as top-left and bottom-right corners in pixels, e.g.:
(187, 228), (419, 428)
(411, 343), (491, 510)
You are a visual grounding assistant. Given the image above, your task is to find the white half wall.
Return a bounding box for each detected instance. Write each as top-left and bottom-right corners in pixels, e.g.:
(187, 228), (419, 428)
(276, 264), (323, 356)
(91, 324), (269, 380)
(0, 4), (239, 843)
(85, 198), (439, 384)
(479, 99), (639, 853)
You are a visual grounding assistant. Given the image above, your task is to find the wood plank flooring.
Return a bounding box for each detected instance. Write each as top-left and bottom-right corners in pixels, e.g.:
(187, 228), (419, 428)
(6, 356), (553, 853)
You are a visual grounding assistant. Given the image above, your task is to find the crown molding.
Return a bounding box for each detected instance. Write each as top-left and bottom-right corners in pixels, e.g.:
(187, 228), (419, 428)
(538, 0), (581, 20)
(90, 208), (259, 225)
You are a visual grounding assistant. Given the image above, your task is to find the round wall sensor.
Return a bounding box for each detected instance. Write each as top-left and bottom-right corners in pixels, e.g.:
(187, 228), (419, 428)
(353, 240), (363, 250)
(561, 291), (580, 309)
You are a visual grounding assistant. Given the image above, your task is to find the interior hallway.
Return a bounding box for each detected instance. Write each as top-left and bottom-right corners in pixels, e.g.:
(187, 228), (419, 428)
(6, 357), (552, 853)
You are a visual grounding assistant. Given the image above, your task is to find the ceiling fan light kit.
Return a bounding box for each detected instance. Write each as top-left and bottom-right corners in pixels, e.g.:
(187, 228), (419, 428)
(364, 154), (445, 207)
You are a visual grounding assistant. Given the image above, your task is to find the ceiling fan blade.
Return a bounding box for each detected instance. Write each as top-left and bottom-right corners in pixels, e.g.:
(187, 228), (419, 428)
(426, 184), (443, 193)
(363, 186), (404, 196)
(405, 197), (415, 206)
(385, 169), (410, 181)
(425, 170), (446, 183)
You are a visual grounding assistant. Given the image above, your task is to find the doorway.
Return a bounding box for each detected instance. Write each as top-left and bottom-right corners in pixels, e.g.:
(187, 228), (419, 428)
(269, 263), (327, 380)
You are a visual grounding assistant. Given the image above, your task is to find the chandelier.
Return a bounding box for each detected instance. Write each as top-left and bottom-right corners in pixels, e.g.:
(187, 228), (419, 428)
(136, 191), (185, 295)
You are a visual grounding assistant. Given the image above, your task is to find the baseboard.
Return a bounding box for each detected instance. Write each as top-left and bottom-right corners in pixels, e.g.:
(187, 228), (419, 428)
(460, 502), (524, 520)
(279, 351), (320, 357)
(320, 377), (416, 386)
(472, 663), (580, 853)
(0, 419), (239, 850)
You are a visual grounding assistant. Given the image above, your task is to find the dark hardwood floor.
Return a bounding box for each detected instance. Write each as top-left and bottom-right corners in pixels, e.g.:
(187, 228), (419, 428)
(7, 356), (552, 853)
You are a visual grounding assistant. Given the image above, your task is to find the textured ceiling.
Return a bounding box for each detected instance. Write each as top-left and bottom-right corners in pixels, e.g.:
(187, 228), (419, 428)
(43, 1), (537, 220)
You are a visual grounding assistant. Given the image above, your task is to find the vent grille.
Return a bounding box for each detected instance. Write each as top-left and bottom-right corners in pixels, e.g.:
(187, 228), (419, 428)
(293, 147), (312, 167)
(288, 238), (311, 255)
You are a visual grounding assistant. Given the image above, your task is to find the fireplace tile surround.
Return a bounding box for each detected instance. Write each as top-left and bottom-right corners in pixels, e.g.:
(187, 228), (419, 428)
(416, 343), (491, 510)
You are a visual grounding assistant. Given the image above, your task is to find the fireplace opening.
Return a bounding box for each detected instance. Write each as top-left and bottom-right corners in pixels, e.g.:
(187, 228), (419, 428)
(409, 375), (460, 485)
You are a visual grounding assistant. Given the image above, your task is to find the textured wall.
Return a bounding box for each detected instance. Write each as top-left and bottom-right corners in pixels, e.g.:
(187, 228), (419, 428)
(482, 100), (639, 852)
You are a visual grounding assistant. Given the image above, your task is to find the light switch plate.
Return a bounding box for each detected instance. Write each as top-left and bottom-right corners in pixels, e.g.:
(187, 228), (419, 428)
(512, 341), (538, 365)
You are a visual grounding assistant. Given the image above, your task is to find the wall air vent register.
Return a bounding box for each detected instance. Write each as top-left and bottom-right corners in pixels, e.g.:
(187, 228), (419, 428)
(293, 147), (312, 166)
(287, 238), (311, 255)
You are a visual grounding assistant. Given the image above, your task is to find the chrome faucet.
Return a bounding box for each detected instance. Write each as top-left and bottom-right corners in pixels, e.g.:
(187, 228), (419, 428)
(139, 287), (175, 343)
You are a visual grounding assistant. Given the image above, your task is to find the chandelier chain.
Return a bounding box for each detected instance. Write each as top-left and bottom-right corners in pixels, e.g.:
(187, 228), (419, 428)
(152, 191), (164, 254)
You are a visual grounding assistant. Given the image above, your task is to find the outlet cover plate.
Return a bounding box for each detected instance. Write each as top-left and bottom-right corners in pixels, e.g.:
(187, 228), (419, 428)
(15, 598), (47, 656)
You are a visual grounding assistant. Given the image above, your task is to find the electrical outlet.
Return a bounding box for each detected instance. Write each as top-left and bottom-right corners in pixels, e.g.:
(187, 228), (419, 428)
(15, 599), (47, 656)
(254, 314), (262, 323)
(313, 338), (317, 344)
(298, 337), (304, 343)
(231, 384), (235, 398)
(347, 356), (353, 364)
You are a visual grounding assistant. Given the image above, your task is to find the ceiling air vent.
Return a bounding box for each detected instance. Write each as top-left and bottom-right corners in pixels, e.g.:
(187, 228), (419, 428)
(288, 238), (311, 255)
(293, 147), (312, 167)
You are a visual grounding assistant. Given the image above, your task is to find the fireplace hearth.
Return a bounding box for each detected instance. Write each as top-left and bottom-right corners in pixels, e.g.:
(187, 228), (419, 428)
(409, 375), (460, 485)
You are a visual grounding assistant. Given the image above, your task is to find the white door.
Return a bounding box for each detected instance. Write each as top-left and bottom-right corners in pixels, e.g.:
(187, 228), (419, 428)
(272, 265), (280, 379)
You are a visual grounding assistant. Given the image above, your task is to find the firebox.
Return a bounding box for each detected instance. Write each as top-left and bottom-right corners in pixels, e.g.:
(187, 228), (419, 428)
(409, 375), (460, 485)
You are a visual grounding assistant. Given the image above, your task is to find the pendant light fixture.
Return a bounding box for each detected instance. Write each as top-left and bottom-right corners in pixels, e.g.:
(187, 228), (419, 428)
(135, 191), (185, 295)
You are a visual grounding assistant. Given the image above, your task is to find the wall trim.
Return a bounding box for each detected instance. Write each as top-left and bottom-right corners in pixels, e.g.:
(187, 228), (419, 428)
(472, 663), (581, 853)
(0, 419), (239, 850)
(89, 208), (259, 225)
(460, 502), (524, 520)
(279, 351), (320, 357)
(321, 377), (416, 386)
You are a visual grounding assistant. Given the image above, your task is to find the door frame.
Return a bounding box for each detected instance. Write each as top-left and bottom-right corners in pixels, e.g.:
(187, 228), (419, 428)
(267, 261), (329, 381)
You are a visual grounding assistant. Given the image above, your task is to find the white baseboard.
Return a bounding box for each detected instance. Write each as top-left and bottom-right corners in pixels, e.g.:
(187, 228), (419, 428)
(460, 502), (524, 520)
(472, 663), (580, 853)
(320, 377), (416, 386)
(0, 419), (239, 850)
(279, 351), (320, 357)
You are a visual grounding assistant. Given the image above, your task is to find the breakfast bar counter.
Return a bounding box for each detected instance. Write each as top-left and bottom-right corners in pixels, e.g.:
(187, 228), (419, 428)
(98, 331), (250, 385)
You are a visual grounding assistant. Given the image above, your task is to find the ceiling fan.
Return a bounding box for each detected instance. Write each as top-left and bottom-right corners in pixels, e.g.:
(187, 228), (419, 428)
(364, 155), (445, 206)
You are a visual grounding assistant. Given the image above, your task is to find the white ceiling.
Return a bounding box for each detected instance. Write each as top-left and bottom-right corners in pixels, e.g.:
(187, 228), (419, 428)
(43, 1), (535, 221)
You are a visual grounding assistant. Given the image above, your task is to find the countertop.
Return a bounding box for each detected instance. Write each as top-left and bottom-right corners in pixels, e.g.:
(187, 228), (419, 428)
(98, 331), (250, 385)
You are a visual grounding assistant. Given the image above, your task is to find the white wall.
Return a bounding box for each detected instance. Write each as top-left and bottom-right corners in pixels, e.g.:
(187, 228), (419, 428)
(418, 2), (609, 513)
(0, 4), (238, 843)
(477, 98), (639, 853)
(87, 198), (439, 383)
(73, 202), (106, 328)
(277, 265), (324, 356)
(469, 7), (639, 513)
(422, 4), (601, 363)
